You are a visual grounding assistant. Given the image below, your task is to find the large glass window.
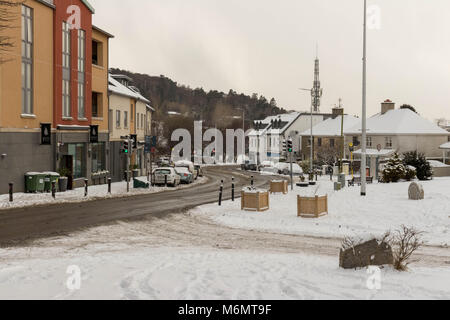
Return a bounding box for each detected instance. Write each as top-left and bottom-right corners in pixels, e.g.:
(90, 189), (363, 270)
(91, 143), (106, 173)
(62, 22), (71, 118)
(78, 29), (86, 119)
(21, 5), (33, 115)
(68, 143), (86, 179)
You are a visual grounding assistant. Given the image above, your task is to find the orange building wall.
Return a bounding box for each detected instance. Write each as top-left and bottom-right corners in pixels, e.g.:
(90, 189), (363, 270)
(91, 28), (109, 133)
(0, 1), (54, 130)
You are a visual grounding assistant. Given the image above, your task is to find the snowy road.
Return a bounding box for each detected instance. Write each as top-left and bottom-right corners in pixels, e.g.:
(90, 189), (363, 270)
(0, 166), (270, 244)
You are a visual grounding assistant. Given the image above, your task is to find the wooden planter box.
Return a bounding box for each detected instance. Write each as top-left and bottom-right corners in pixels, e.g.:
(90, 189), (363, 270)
(270, 180), (288, 194)
(241, 190), (270, 212)
(297, 195), (328, 218)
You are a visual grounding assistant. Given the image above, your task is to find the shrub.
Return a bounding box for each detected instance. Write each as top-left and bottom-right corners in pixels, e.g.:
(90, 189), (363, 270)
(382, 153), (406, 183)
(403, 151), (433, 181)
(391, 226), (424, 271)
(404, 166), (417, 181)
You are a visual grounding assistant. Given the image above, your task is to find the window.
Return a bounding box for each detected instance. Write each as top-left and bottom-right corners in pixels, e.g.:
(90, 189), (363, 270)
(91, 143), (106, 173)
(92, 40), (98, 65)
(68, 143), (86, 179)
(317, 138), (322, 147)
(21, 5), (33, 115)
(62, 22), (71, 118)
(136, 113), (139, 129)
(141, 114), (144, 130)
(330, 139), (335, 148)
(367, 136), (373, 148)
(78, 29), (86, 119)
(116, 110), (121, 128)
(92, 92), (99, 117)
(385, 137), (393, 149)
(124, 111), (128, 128)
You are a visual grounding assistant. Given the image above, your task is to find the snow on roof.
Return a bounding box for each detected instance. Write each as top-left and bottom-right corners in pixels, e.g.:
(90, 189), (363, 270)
(440, 142), (450, 150)
(353, 149), (396, 157)
(300, 115), (361, 137)
(428, 160), (450, 168)
(266, 112), (301, 135)
(346, 109), (449, 136)
(108, 74), (150, 103)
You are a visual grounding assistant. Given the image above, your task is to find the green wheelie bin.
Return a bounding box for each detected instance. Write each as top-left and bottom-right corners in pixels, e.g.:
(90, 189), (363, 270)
(43, 172), (60, 192)
(25, 172), (40, 193)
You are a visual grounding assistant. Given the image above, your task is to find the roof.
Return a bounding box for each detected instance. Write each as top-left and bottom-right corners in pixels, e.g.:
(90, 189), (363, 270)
(81, 0), (95, 13)
(108, 74), (150, 103)
(346, 109), (450, 136)
(266, 112), (301, 135)
(440, 142), (450, 150)
(300, 115), (361, 137)
(92, 25), (114, 38)
(353, 149), (396, 157)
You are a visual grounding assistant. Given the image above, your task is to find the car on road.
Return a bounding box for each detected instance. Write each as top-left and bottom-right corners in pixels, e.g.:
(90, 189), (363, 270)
(241, 160), (258, 171)
(152, 167), (180, 187)
(275, 162), (303, 176)
(175, 167), (194, 184)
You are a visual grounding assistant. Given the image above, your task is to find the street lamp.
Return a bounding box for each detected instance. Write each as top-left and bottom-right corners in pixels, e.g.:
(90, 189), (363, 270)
(299, 88), (314, 176)
(361, 0), (368, 196)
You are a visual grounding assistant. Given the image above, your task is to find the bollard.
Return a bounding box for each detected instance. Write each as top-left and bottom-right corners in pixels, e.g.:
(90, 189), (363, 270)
(108, 178), (112, 194)
(51, 181), (56, 199)
(219, 180), (223, 206)
(165, 175), (168, 187)
(84, 179), (88, 197)
(9, 183), (13, 202)
(251, 176), (254, 186)
(231, 177), (235, 202)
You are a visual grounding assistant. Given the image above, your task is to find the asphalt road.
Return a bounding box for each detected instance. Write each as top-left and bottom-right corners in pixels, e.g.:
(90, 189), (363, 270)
(0, 166), (273, 244)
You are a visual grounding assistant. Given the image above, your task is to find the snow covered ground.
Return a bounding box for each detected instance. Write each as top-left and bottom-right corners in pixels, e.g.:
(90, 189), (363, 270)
(1, 245), (449, 300)
(0, 176), (208, 210)
(192, 177), (450, 246)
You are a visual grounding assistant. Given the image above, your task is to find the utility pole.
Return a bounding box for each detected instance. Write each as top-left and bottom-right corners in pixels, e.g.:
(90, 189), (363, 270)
(339, 98), (344, 174)
(361, 0), (368, 196)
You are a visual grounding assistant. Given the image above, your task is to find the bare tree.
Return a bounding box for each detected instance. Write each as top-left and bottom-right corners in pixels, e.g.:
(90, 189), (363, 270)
(0, 0), (22, 63)
(392, 225), (424, 271)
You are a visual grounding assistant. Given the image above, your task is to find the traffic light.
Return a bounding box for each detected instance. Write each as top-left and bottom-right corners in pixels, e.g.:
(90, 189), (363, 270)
(282, 140), (287, 154)
(130, 134), (137, 149)
(122, 139), (130, 154)
(287, 138), (293, 153)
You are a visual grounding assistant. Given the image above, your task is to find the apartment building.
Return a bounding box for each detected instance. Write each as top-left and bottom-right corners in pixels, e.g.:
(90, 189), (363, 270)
(108, 74), (153, 182)
(0, 0), (112, 193)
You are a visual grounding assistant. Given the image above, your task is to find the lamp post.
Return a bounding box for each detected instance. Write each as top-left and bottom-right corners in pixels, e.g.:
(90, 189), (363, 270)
(361, 0), (368, 196)
(299, 88), (314, 176)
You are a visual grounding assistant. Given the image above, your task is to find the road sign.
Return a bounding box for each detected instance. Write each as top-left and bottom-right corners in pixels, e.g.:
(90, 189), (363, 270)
(90, 125), (99, 143)
(41, 123), (51, 145)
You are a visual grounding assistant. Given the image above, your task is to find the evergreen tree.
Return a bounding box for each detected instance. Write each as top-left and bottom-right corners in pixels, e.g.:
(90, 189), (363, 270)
(403, 151), (433, 181)
(382, 153), (406, 183)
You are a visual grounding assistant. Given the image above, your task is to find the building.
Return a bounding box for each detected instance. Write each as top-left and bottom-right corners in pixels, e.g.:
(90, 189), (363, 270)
(346, 100), (450, 177)
(248, 111), (332, 164)
(108, 74), (154, 182)
(0, 0), (112, 193)
(299, 108), (361, 163)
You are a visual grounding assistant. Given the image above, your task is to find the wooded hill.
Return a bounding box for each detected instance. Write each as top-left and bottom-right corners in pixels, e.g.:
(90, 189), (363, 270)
(109, 68), (287, 129)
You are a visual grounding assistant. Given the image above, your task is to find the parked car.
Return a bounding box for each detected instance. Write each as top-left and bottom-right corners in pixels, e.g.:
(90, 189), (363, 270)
(275, 162), (303, 176)
(157, 157), (173, 167)
(152, 167), (180, 187)
(194, 165), (204, 178)
(241, 160), (258, 171)
(175, 167), (194, 184)
(175, 160), (195, 173)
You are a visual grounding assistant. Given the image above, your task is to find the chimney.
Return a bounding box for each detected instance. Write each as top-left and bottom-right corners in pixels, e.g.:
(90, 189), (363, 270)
(381, 99), (395, 114)
(332, 107), (344, 119)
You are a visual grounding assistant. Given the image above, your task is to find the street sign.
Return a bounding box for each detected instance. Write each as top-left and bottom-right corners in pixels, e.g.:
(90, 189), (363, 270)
(130, 134), (137, 149)
(40, 123), (51, 145)
(90, 125), (99, 143)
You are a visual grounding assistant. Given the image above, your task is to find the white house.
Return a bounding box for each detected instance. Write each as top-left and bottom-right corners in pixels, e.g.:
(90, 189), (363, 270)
(346, 100), (450, 177)
(249, 111), (332, 164)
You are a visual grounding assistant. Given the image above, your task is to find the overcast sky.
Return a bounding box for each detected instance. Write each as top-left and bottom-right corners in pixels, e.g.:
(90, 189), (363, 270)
(90, 0), (450, 121)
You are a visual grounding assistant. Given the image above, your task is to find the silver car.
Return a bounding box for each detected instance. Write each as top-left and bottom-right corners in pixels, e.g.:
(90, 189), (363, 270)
(152, 167), (180, 187)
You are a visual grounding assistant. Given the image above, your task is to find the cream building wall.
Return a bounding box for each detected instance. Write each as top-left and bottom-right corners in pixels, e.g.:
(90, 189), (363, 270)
(109, 93), (131, 141)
